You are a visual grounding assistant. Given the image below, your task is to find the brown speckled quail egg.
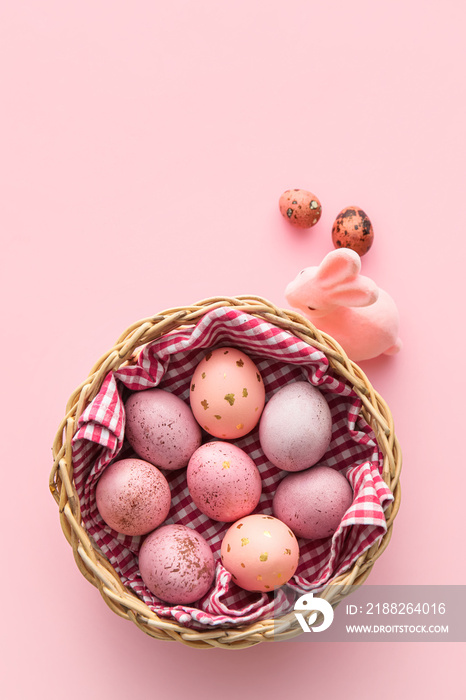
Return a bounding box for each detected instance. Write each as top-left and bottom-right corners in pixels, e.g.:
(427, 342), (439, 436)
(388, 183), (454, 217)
(279, 189), (322, 228)
(332, 206), (374, 256)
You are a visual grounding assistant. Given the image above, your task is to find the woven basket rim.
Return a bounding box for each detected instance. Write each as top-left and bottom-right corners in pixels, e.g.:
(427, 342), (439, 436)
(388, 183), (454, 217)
(49, 295), (402, 649)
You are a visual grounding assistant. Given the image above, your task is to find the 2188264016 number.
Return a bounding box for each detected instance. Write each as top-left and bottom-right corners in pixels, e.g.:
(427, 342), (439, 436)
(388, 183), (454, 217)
(365, 602), (446, 615)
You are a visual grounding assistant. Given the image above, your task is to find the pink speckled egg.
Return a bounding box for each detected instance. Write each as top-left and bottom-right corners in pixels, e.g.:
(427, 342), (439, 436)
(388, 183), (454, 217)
(138, 524), (215, 604)
(187, 441), (262, 522)
(220, 514), (299, 592)
(190, 347), (265, 439)
(273, 466), (353, 540)
(259, 381), (332, 472)
(125, 388), (202, 470)
(95, 458), (171, 536)
(279, 189), (322, 228)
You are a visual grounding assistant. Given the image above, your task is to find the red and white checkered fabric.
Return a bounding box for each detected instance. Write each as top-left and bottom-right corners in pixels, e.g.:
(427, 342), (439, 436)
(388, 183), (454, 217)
(71, 307), (393, 628)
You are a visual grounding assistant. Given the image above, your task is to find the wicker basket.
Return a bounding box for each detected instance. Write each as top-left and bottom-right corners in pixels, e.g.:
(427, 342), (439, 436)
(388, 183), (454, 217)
(49, 295), (401, 649)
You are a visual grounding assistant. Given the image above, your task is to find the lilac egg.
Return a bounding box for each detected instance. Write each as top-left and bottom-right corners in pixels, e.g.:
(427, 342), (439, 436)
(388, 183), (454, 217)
(273, 466), (353, 540)
(187, 441), (262, 522)
(95, 458), (171, 536)
(138, 524), (215, 604)
(259, 381), (332, 472)
(125, 388), (202, 470)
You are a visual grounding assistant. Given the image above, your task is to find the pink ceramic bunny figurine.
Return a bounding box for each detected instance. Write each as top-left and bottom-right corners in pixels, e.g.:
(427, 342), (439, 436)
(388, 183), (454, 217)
(285, 249), (402, 362)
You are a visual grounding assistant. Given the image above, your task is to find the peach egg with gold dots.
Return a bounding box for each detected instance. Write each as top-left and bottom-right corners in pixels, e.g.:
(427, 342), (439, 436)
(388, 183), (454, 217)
(220, 514), (300, 592)
(190, 347), (266, 439)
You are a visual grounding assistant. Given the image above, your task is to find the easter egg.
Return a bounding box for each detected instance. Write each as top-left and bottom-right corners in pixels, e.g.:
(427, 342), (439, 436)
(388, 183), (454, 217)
(220, 514), (299, 592)
(95, 458), (171, 536)
(332, 206), (374, 256)
(187, 441), (262, 522)
(190, 347), (265, 439)
(259, 381), (332, 472)
(279, 189), (322, 228)
(138, 524), (215, 604)
(125, 388), (202, 470)
(273, 466), (353, 540)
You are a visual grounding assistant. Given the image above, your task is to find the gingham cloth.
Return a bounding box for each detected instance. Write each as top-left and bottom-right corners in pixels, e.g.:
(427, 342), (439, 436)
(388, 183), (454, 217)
(71, 307), (393, 628)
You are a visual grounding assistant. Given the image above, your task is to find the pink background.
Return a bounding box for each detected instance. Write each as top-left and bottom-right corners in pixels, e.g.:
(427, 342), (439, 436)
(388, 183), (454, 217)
(1, 1), (465, 698)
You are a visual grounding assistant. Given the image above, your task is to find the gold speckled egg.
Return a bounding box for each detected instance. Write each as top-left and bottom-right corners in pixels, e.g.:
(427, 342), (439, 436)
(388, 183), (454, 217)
(220, 515), (300, 592)
(190, 347), (265, 439)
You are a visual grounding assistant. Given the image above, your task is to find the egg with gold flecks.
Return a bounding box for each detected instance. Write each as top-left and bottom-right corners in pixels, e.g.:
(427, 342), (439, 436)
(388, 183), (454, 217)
(220, 514), (300, 592)
(187, 442), (262, 522)
(190, 347), (266, 439)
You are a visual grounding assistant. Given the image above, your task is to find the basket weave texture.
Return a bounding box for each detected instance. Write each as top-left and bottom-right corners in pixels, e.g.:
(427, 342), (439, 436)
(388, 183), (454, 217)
(50, 296), (401, 649)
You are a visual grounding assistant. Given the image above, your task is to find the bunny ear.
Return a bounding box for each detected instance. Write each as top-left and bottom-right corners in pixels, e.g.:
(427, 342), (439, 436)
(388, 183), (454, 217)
(316, 249), (361, 289)
(328, 275), (379, 307)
